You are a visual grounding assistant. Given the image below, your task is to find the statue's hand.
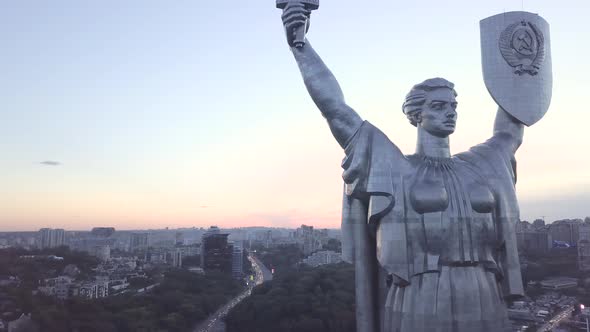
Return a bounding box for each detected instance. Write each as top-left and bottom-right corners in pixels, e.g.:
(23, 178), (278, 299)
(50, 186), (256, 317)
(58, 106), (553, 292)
(281, 2), (311, 47)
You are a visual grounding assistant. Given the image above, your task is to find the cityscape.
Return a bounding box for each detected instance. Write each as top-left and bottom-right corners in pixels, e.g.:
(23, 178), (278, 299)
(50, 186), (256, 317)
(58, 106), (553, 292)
(1, 218), (590, 331)
(3, 1), (590, 332)
(0, 224), (344, 331)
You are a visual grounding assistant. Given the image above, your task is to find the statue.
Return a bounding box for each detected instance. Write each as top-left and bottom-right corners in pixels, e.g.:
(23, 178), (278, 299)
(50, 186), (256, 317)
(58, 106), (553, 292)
(278, 3), (552, 331)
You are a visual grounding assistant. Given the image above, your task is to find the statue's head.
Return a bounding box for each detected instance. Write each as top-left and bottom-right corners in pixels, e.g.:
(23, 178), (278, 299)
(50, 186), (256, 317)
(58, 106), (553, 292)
(402, 78), (458, 137)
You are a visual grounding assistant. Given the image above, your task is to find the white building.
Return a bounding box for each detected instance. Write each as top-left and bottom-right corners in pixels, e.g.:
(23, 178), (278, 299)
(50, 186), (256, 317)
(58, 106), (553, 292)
(90, 245), (111, 262)
(294, 225), (328, 255)
(172, 249), (182, 268)
(38, 276), (74, 300)
(302, 250), (342, 267)
(130, 233), (149, 251)
(38, 228), (66, 249)
(78, 281), (109, 299)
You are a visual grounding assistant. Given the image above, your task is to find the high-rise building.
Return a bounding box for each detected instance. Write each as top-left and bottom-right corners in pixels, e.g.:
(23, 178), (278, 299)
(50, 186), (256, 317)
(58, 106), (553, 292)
(175, 232), (184, 246)
(549, 219), (582, 247)
(90, 245), (111, 262)
(231, 241), (244, 279)
(264, 230), (272, 248)
(172, 249), (183, 268)
(578, 223), (590, 271)
(177, 245), (199, 257)
(130, 233), (149, 251)
(200, 226), (220, 266)
(201, 227), (233, 274)
(532, 219), (546, 229)
(515, 221), (550, 254)
(294, 225), (326, 255)
(38, 228), (50, 248)
(38, 228), (66, 249)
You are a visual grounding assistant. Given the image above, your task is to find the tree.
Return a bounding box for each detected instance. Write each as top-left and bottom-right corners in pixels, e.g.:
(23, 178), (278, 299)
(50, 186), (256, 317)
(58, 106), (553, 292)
(226, 263), (356, 332)
(323, 239), (342, 253)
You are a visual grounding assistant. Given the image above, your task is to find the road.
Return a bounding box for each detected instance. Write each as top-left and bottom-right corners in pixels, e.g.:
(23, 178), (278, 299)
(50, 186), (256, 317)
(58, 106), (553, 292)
(537, 305), (574, 332)
(251, 254), (273, 283)
(193, 253), (272, 332)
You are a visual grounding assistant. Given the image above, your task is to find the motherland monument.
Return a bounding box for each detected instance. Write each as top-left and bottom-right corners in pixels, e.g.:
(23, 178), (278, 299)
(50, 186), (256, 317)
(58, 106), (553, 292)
(277, 2), (552, 331)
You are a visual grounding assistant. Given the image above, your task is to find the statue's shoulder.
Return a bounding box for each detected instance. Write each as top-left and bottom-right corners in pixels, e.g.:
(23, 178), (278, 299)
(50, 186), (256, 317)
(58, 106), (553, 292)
(342, 121), (409, 191)
(453, 139), (516, 183)
(344, 121), (407, 164)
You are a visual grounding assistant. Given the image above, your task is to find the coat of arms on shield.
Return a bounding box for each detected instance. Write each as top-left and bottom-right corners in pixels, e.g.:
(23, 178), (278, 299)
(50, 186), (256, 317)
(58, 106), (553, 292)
(480, 12), (552, 126)
(499, 20), (545, 76)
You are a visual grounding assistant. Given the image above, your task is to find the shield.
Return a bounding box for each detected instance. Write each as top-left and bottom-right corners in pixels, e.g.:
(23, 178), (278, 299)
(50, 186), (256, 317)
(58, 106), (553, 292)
(480, 11), (552, 126)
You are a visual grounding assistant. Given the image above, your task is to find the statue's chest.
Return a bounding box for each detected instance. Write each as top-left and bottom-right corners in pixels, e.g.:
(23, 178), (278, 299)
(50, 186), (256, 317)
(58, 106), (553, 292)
(393, 158), (500, 264)
(406, 159), (495, 216)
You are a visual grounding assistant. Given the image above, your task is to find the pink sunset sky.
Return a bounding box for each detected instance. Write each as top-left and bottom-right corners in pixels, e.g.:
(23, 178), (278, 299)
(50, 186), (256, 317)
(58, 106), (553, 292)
(2, 0), (589, 231)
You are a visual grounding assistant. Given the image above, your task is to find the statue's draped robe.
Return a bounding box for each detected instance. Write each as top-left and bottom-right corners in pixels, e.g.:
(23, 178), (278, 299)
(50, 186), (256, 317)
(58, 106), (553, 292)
(341, 121), (523, 332)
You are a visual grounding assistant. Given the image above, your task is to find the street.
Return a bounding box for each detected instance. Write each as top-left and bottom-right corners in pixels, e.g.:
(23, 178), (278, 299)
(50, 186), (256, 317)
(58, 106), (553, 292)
(537, 306), (574, 332)
(193, 253), (272, 332)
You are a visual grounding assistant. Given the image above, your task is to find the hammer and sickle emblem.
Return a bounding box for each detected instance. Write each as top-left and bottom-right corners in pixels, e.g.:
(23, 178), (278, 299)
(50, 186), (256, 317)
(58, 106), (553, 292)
(515, 31), (534, 54)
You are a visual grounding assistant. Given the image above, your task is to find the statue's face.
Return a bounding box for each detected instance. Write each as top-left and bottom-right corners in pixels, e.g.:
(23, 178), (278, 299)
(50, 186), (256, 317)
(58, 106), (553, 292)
(419, 88), (458, 137)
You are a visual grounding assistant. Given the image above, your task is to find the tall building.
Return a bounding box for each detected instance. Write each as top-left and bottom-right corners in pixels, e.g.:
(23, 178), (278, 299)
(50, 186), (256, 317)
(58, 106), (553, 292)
(294, 225), (326, 255)
(175, 232), (184, 246)
(264, 230), (272, 248)
(549, 219), (582, 247)
(201, 227), (233, 274)
(38, 228), (66, 249)
(231, 241), (244, 279)
(177, 244), (199, 257)
(130, 233), (149, 251)
(532, 218), (546, 229)
(90, 245), (111, 262)
(515, 221), (550, 254)
(200, 226), (220, 267)
(578, 223), (590, 271)
(172, 249), (183, 268)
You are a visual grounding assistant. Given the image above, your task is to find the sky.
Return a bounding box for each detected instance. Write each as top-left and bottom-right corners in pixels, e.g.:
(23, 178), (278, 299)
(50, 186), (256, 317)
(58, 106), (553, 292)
(1, 0), (589, 231)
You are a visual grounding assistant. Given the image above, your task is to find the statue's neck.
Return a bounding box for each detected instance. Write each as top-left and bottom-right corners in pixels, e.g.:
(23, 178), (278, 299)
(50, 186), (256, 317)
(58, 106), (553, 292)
(415, 128), (451, 158)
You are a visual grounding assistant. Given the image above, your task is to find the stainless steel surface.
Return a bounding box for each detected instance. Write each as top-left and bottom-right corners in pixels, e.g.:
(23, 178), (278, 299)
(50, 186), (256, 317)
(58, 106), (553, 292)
(279, 7), (553, 332)
(277, 0), (319, 48)
(481, 11), (552, 126)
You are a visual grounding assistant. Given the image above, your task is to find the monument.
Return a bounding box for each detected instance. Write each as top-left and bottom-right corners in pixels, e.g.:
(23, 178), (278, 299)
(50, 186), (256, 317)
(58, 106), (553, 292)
(278, 3), (552, 331)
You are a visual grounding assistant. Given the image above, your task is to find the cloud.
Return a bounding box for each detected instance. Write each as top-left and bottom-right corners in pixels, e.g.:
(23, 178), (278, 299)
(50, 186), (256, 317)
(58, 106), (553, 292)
(200, 205), (209, 208)
(39, 161), (61, 166)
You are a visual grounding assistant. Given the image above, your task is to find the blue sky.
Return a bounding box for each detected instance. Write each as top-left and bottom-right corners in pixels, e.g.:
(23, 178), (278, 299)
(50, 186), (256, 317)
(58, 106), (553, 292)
(1, 0), (589, 231)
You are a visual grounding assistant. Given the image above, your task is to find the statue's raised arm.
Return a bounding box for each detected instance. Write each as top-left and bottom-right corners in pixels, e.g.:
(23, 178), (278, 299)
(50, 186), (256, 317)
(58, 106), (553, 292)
(490, 107), (524, 155)
(280, 2), (362, 148)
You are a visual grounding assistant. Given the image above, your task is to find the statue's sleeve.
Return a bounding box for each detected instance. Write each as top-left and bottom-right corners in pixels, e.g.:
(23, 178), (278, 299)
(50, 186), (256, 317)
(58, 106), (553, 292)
(340, 122), (403, 332)
(340, 121), (406, 263)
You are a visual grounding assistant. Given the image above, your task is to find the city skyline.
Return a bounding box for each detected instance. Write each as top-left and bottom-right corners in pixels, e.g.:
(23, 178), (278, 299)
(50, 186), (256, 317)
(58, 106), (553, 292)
(2, 0), (590, 231)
